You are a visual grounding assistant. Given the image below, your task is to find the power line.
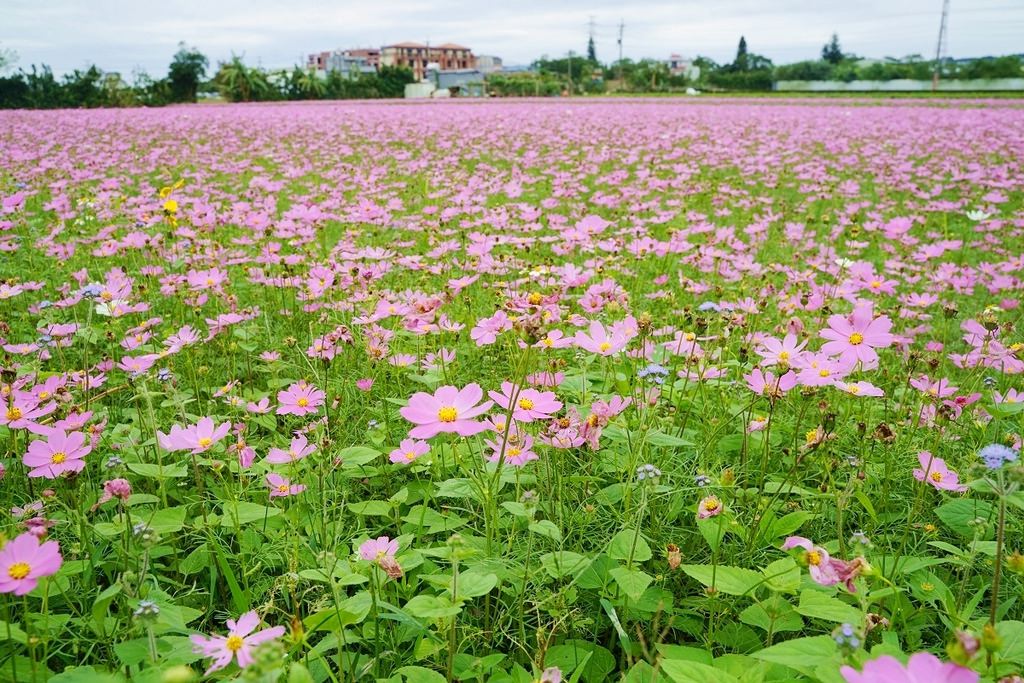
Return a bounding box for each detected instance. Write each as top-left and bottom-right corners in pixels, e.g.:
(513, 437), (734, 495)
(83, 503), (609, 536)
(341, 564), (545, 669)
(933, 0), (951, 90)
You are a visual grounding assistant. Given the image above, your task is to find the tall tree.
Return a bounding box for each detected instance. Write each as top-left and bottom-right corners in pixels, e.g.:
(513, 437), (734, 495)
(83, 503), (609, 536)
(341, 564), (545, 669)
(168, 42), (208, 103)
(734, 36), (749, 71)
(587, 36), (597, 63)
(822, 33), (844, 65)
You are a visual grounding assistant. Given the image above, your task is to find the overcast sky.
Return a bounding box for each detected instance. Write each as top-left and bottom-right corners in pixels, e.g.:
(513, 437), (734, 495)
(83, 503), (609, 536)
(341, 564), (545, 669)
(3, 0), (1023, 77)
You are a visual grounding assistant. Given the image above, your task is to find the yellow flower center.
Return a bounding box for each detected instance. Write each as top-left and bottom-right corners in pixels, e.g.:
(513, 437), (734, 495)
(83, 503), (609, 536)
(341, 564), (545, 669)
(848, 333), (864, 345)
(778, 351), (789, 360)
(38, 391), (50, 400)
(528, 292), (543, 305)
(198, 437), (213, 447)
(508, 447), (521, 457)
(930, 471), (943, 483)
(805, 429), (819, 444)
(518, 398), (535, 410)
(703, 498), (720, 512)
(6, 407), (23, 421)
(405, 451), (417, 461)
(225, 635), (244, 652)
(818, 369), (830, 377)
(51, 451), (67, 464)
(542, 338), (554, 347)
(598, 342), (611, 352)
(205, 278), (214, 286)
(277, 484), (289, 493)
(8, 562), (30, 580)
(806, 550), (822, 566)
(438, 406), (458, 422)
(297, 397), (309, 407)
(870, 280), (881, 289)
(847, 385), (861, 394)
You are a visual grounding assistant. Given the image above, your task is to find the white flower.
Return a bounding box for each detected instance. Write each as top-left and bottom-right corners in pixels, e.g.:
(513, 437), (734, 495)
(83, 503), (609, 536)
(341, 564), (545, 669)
(95, 299), (129, 317)
(834, 257), (854, 270)
(966, 210), (992, 221)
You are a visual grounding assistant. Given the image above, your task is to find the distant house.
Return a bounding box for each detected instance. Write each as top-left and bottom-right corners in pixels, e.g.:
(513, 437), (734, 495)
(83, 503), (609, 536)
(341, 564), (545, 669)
(306, 48), (380, 77)
(431, 67), (486, 96)
(476, 55), (503, 73)
(666, 54), (700, 80)
(381, 42), (476, 80)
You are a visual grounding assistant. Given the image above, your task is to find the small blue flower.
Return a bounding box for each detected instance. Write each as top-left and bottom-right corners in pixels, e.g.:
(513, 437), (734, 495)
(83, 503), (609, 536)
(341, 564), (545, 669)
(697, 301), (720, 312)
(979, 443), (1018, 470)
(80, 283), (104, 299)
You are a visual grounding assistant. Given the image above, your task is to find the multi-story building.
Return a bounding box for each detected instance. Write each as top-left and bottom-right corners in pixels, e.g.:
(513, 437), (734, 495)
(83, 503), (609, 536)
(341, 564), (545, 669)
(307, 48), (382, 75)
(381, 42), (476, 80)
(666, 54), (700, 81)
(345, 48), (381, 70)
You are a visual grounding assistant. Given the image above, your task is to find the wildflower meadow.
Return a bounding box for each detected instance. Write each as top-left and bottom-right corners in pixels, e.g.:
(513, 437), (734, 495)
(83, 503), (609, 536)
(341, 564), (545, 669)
(1, 97), (1023, 683)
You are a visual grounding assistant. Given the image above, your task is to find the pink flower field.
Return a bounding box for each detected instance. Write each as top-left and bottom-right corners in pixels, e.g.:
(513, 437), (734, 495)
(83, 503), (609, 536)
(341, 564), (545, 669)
(1, 97), (1023, 682)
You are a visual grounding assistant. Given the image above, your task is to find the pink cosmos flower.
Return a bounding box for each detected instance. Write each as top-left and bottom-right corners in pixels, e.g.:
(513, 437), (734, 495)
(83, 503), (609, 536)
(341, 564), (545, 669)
(0, 531), (62, 595)
(835, 381), (885, 398)
(399, 384), (493, 438)
(91, 478), (132, 511)
(782, 536), (861, 591)
(488, 382), (562, 423)
(995, 388), (1022, 404)
(744, 369), (797, 398)
(819, 306), (894, 365)
(697, 495), (723, 519)
(266, 473), (305, 497)
(1, 392), (57, 434)
(276, 381), (325, 416)
(575, 319), (632, 356)
(245, 398), (271, 414)
(190, 611), (286, 675)
(756, 334), (807, 367)
(356, 378), (374, 392)
(909, 375), (958, 399)
(359, 536), (399, 562)
(389, 438), (429, 464)
(840, 652), (978, 683)
(266, 434), (316, 464)
(484, 429), (538, 467)
(23, 430), (92, 478)
(157, 417), (231, 454)
(913, 452), (967, 492)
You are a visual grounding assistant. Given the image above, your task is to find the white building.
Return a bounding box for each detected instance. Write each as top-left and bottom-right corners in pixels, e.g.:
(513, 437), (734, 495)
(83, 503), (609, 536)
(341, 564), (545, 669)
(666, 54), (700, 81)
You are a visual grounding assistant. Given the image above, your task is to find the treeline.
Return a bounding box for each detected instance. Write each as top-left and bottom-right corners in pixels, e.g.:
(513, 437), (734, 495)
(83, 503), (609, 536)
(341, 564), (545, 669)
(0, 47), (415, 109)
(0, 43), (208, 109)
(211, 57), (414, 102)
(776, 54), (1023, 82)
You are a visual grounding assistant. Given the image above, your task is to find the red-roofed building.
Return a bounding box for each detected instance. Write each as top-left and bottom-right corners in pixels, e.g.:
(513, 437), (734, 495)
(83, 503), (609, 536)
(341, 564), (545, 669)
(381, 42), (476, 80)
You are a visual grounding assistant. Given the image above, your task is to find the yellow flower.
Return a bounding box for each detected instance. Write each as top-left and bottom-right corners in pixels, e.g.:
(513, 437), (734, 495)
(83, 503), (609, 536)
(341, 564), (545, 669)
(163, 199), (179, 214)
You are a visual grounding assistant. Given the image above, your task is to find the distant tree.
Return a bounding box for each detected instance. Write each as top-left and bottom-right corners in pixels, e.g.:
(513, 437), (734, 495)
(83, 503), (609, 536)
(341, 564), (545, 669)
(168, 42), (208, 102)
(587, 36), (597, 63)
(822, 33), (844, 65)
(376, 65), (415, 98)
(0, 44), (17, 74)
(734, 36), (749, 71)
(214, 56), (270, 102)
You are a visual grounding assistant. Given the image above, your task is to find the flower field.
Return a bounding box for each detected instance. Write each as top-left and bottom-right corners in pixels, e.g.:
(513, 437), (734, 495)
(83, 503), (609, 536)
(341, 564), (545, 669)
(1, 97), (1023, 683)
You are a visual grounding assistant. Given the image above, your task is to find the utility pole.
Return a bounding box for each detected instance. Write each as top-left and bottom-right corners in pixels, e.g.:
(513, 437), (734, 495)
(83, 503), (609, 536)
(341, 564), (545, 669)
(932, 0), (950, 92)
(567, 50), (574, 94)
(617, 20), (625, 89)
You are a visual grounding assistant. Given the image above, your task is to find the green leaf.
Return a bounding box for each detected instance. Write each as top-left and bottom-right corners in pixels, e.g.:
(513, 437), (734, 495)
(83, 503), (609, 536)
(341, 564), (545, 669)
(126, 462), (188, 479)
(48, 667), (126, 683)
(336, 446), (381, 467)
(135, 506), (188, 534)
(645, 430), (693, 447)
(680, 564), (763, 596)
(608, 528), (653, 562)
(660, 660), (739, 683)
(762, 558), (801, 594)
(435, 478), (478, 500)
(451, 570), (497, 600)
(220, 501), (282, 526)
(405, 594), (463, 619)
(997, 620), (1024, 663)
(935, 498), (996, 538)
(396, 666), (447, 683)
(751, 635), (840, 677)
(610, 567), (653, 602)
(545, 640), (616, 683)
(795, 589), (862, 624)
(529, 520), (563, 543)
(539, 551), (592, 579)
(91, 583), (122, 636)
(0, 620), (27, 644)
(766, 511), (814, 539)
(346, 500), (392, 516)
(740, 597), (803, 633)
